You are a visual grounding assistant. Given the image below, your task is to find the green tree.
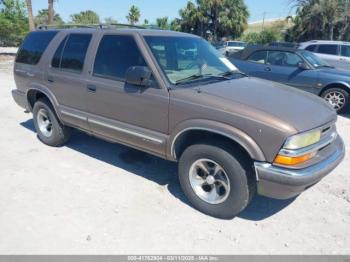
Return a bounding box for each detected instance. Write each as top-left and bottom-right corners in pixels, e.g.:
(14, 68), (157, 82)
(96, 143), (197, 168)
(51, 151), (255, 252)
(143, 19), (149, 25)
(286, 0), (350, 41)
(0, 0), (29, 46)
(243, 29), (282, 45)
(156, 16), (168, 29)
(177, 0), (249, 41)
(126, 5), (140, 25)
(34, 8), (63, 26)
(70, 10), (100, 24)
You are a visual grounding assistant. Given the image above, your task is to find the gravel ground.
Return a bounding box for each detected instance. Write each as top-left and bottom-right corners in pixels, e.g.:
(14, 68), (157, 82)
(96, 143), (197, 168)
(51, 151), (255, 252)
(0, 57), (349, 254)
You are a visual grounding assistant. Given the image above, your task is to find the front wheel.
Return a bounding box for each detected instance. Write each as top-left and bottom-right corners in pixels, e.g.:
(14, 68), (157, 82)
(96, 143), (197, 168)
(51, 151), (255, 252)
(322, 88), (349, 113)
(178, 142), (255, 219)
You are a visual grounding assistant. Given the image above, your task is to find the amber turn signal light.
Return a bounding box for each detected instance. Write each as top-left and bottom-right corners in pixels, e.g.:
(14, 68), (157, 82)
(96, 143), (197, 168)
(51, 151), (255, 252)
(274, 153), (313, 166)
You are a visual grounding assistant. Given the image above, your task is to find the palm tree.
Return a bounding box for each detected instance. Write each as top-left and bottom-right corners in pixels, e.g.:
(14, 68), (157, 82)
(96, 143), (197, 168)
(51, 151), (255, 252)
(25, 0), (35, 31)
(126, 5), (140, 25)
(48, 0), (54, 24)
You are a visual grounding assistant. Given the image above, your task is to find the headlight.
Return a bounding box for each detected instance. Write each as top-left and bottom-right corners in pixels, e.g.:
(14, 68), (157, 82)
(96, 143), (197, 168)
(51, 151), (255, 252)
(284, 129), (321, 150)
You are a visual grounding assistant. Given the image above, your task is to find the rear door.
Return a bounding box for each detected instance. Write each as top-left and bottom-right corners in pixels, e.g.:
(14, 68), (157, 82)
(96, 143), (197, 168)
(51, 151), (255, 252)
(265, 51), (318, 93)
(46, 33), (93, 131)
(85, 32), (169, 157)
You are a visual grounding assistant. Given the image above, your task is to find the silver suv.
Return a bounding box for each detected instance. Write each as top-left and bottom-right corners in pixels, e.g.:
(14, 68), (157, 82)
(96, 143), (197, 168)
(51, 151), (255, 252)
(299, 40), (350, 71)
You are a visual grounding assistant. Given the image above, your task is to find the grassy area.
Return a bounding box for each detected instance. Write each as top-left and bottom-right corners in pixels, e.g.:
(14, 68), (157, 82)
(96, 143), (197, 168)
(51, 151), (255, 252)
(245, 18), (292, 33)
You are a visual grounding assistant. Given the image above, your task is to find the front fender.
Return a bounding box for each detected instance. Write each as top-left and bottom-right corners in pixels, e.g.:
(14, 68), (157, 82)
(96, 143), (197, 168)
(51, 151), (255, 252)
(167, 119), (266, 162)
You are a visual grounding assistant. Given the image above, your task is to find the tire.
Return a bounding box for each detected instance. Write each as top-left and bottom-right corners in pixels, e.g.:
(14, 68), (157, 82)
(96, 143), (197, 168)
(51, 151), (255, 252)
(321, 88), (349, 114)
(33, 98), (71, 147)
(178, 142), (256, 219)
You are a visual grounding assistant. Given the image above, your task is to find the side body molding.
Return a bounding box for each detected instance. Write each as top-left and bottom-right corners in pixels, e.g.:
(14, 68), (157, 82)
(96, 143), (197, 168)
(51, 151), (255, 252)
(168, 119), (266, 162)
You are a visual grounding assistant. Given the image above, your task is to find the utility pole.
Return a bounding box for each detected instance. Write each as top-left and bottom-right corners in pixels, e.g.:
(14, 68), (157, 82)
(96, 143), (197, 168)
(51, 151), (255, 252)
(262, 12), (266, 31)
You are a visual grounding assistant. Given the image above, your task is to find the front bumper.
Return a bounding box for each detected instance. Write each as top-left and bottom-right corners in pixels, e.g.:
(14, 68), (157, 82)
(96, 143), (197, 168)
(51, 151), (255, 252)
(255, 136), (345, 199)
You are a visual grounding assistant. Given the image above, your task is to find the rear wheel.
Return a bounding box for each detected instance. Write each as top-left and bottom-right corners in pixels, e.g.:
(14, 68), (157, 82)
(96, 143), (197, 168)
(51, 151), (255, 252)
(178, 142), (255, 219)
(33, 98), (71, 146)
(322, 88), (349, 113)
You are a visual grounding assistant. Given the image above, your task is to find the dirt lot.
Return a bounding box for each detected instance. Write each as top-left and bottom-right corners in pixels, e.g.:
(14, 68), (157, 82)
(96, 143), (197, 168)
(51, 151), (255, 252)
(0, 55), (349, 254)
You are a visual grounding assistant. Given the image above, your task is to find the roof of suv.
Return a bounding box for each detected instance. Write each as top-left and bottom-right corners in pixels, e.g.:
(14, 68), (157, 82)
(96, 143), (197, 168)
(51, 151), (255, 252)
(37, 27), (199, 38)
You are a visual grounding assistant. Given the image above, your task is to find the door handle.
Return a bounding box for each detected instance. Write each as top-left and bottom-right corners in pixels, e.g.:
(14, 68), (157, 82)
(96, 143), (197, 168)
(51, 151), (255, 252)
(47, 75), (54, 83)
(87, 84), (97, 93)
(264, 67), (271, 72)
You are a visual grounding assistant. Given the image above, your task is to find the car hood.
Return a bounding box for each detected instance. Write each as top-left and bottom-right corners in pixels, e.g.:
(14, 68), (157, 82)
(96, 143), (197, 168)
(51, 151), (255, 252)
(196, 77), (337, 132)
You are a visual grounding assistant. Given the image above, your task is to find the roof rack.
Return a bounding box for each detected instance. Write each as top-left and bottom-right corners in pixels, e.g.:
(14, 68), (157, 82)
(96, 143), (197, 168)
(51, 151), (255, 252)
(37, 23), (146, 30)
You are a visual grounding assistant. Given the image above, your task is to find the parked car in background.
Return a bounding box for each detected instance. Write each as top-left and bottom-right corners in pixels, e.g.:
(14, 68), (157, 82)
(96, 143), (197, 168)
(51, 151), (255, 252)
(12, 28), (345, 219)
(269, 42), (299, 48)
(299, 40), (350, 71)
(219, 41), (247, 56)
(230, 46), (350, 113)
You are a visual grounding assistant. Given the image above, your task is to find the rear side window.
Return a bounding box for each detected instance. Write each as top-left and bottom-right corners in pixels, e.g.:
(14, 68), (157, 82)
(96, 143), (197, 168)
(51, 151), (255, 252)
(93, 35), (146, 80)
(341, 45), (350, 57)
(16, 31), (58, 65)
(317, 44), (338, 55)
(60, 34), (92, 72)
(248, 51), (267, 64)
(305, 44), (317, 52)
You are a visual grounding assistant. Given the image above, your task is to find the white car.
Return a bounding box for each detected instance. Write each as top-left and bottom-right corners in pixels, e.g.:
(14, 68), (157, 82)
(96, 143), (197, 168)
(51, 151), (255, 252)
(219, 41), (247, 56)
(299, 40), (350, 71)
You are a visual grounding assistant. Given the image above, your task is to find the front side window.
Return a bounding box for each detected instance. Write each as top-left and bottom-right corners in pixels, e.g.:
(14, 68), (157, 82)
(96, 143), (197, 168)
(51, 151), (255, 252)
(145, 36), (238, 84)
(267, 51), (303, 67)
(60, 34), (92, 72)
(341, 45), (350, 57)
(248, 51), (268, 64)
(93, 35), (147, 80)
(16, 31), (58, 65)
(317, 44), (338, 55)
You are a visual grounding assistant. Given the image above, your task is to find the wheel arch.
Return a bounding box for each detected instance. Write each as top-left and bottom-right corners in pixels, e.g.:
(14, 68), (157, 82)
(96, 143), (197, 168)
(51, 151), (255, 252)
(320, 82), (350, 96)
(26, 85), (60, 117)
(168, 120), (266, 162)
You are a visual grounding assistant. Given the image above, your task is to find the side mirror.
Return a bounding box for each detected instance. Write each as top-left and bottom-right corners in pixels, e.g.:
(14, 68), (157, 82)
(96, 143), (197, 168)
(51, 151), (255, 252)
(125, 66), (152, 86)
(298, 61), (309, 70)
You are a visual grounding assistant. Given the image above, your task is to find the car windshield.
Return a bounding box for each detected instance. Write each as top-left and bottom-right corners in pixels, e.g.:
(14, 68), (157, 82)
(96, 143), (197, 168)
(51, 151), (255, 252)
(144, 36), (239, 85)
(301, 50), (331, 68)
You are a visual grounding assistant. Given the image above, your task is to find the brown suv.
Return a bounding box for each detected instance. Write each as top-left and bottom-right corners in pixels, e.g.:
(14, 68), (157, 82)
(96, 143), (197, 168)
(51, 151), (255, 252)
(12, 26), (345, 219)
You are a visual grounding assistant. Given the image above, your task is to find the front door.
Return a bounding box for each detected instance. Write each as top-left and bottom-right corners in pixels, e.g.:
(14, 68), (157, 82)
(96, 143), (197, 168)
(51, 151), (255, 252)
(85, 33), (169, 157)
(266, 51), (318, 93)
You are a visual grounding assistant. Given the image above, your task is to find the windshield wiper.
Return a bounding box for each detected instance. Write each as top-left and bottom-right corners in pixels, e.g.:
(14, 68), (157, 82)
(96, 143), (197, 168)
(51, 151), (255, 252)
(175, 73), (230, 85)
(317, 65), (335, 69)
(220, 70), (248, 77)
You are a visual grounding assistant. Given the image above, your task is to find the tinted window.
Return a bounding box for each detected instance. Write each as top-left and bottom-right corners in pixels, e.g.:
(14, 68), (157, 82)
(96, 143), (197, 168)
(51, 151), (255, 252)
(93, 35), (146, 80)
(341, 45), (350, 57)
(267, 51), (303, 67)
(317, 44), (338, 55)
(16, 31), (58, 65)
(51, 36), (67, 68)
(60, 34), (92, 72)
(248, 51), (267, 64)
(305, 44), (317, 52)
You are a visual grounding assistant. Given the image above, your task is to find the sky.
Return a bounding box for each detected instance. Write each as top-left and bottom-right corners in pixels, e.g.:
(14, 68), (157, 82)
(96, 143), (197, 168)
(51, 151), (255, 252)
(31, 0), (295, 24)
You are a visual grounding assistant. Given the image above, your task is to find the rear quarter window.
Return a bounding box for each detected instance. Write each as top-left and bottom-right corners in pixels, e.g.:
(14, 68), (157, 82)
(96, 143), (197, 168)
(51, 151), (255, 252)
(16, 31), (58, 65)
